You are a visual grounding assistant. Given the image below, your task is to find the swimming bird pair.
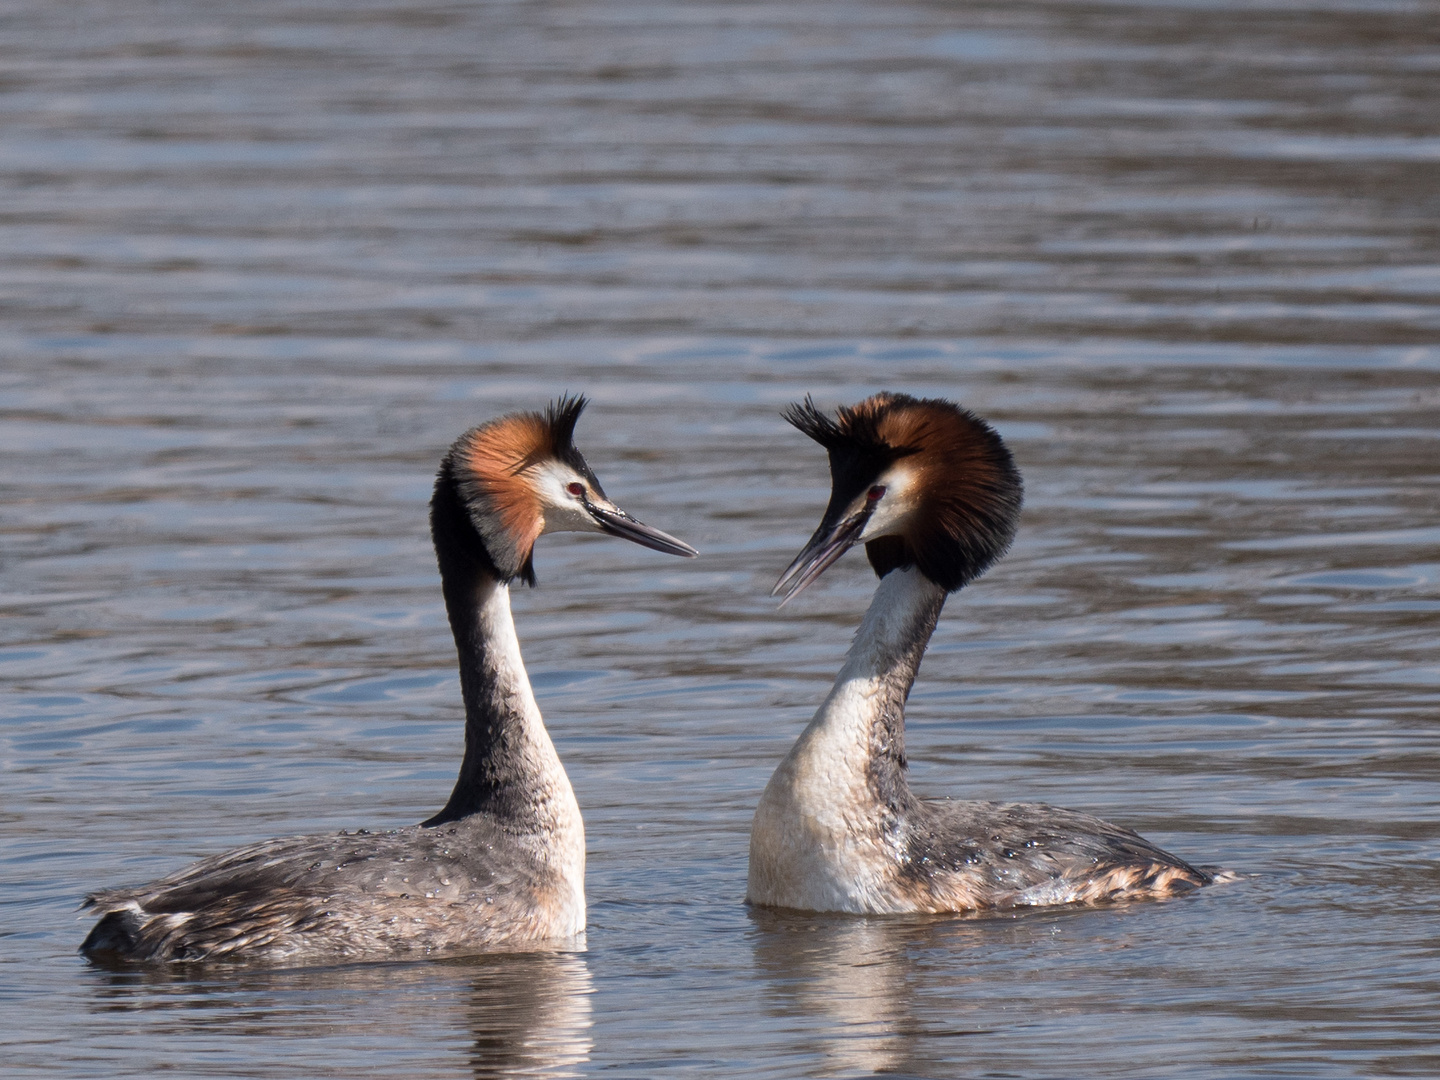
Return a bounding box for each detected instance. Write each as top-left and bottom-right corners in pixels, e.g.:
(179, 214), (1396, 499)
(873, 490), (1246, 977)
(81, 393), (1213, 962)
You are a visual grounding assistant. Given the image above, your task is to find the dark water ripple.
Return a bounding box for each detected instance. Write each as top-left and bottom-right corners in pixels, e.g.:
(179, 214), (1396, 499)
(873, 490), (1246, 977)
(3, 0), (1439, 345)
(3, 0), (1439, 1077)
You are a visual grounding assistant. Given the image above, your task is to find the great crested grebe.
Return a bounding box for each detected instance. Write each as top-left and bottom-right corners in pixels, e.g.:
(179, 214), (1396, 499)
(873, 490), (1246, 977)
(82, 396), (697, 962)
(747, 392), (1214, 914)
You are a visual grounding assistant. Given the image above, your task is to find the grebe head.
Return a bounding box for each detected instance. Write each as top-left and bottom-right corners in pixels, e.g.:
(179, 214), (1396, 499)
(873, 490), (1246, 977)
(773, 392), (1021, 603)
(437, 394), (697, 585)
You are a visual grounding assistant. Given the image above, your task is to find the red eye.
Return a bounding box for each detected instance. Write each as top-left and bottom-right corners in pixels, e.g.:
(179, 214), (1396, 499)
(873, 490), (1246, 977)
(567, 482), (586, 497)
(867, 486), (886, 501)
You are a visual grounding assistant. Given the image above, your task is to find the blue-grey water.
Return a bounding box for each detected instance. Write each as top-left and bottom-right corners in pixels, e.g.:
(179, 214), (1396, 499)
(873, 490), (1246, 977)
(3, 0), (1439, 1076)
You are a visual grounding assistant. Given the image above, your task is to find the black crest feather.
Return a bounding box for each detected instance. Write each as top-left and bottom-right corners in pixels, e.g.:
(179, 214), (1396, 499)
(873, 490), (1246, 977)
(544, 393), (587, 456)
(783, 394), (921, 461)
(783, 395), (921, 508)
(783, 396), (845, 450)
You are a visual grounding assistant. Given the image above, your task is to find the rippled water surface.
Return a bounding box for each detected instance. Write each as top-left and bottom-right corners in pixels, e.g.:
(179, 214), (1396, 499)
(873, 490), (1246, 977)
(3, 1), (1439, 1076)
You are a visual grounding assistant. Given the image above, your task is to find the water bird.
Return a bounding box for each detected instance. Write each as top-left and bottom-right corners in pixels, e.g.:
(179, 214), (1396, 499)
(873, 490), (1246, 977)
(82, 396), (697, 962)
(747, 392), (1215, 914)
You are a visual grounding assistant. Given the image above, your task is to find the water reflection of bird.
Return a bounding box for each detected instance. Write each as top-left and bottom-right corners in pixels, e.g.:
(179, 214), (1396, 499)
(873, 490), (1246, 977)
(748, 393), (1215, 915)
(83, 949), (595, 1078)
(82, 396), (696, 962)
(749, 909), (914, 1075)
(465, 952), (593, 1080)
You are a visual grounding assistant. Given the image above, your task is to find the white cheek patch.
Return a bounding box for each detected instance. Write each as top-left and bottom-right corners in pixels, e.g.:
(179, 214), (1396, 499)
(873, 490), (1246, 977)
(858, 466), (920, 541)
(531, 462), (605, 534)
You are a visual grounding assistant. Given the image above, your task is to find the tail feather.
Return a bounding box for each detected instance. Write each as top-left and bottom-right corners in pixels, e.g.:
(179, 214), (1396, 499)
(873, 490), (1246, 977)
(79, 908), (143, 957)
(79, 890), (326, 962)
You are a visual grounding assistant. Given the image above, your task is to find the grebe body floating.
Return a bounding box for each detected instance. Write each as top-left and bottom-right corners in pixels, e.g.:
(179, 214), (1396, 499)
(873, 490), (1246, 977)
(747, 393), (1214, 914)
(82, 396), (696, 962)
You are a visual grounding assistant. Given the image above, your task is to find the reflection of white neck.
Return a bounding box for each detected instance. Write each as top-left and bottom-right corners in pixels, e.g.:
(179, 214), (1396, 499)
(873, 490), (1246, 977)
(748, 567), (947, 913)
(468, 952), (595, 1074)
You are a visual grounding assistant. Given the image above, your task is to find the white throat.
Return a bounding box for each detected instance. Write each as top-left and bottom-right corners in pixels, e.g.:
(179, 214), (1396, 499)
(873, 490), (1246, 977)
(782, 567), (945, 792)
(473, 580), (545, 735)
(825, 567), (946, 720)
(466, 579), (587, 930)
(747, 566), (946, 912)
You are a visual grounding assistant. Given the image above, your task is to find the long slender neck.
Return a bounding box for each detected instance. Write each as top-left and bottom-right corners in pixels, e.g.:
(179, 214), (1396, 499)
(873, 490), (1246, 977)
(423, 480), (574, 831)
(796, 567), (947, 812)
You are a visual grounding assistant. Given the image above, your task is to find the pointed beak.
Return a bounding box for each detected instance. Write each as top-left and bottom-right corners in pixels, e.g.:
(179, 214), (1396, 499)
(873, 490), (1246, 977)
(587, 499), (698, 559)
(772, 504), (874, 605)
